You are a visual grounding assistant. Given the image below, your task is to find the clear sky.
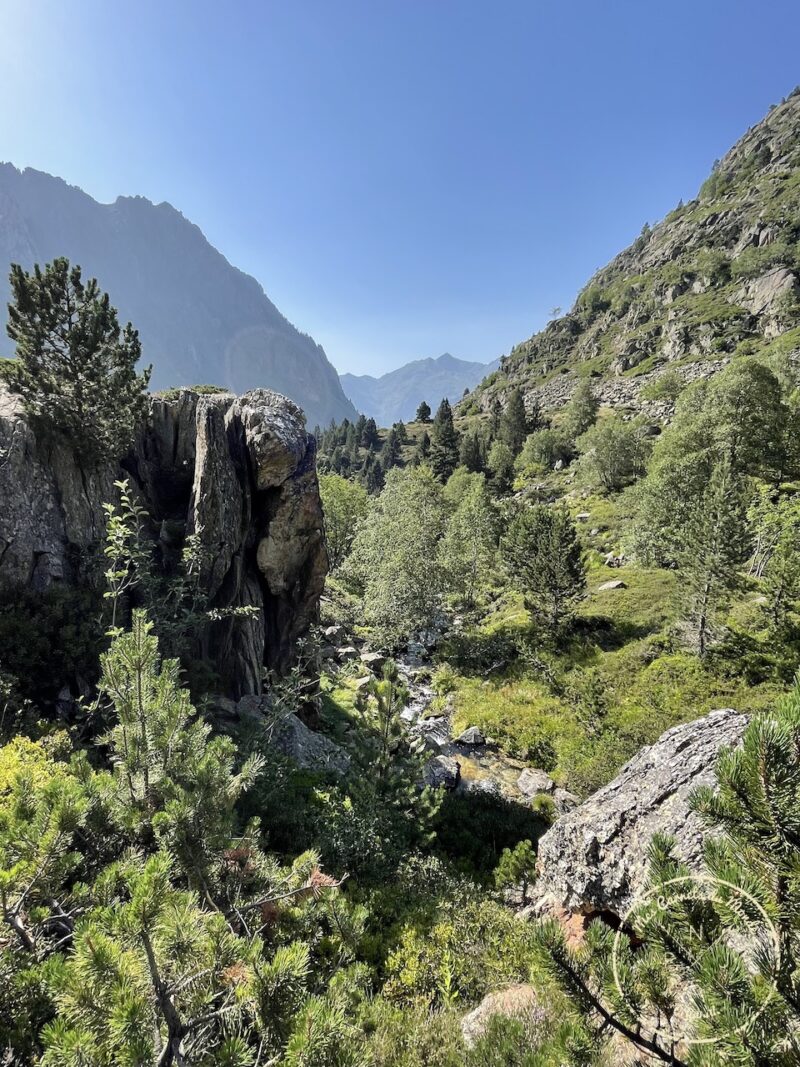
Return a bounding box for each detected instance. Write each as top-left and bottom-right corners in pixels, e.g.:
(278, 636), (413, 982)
(1, 1), (799, 376)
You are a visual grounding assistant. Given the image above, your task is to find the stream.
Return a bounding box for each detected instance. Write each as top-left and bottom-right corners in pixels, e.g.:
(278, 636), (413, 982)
(395, 656), (546, 805)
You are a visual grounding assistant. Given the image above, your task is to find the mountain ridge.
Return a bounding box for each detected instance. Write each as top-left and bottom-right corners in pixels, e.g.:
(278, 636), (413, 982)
(341, 351), (499, 424)
(0, 163), (357, 427)
(463, 88), (800, 419)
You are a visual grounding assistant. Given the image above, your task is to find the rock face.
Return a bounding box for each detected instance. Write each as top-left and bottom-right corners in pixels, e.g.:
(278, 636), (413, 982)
(533, 709), (749, 919)
(0, 386), (327, 699)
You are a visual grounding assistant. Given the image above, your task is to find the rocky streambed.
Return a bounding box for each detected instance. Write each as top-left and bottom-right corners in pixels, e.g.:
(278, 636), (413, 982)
(395, 656), (579, 814)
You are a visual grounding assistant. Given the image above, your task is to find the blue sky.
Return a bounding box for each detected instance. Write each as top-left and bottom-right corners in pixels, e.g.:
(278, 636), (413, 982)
(1, 1), (799, 376)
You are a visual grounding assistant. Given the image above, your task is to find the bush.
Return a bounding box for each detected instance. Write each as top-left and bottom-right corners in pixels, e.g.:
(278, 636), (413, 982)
(640, 368), (684, 402)
(0, 584), (103, 706)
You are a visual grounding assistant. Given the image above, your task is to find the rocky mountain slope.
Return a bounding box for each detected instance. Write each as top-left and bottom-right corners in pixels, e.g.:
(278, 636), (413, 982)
(465, 88), (800, 417)
(0, 385), (327, 697)
(341, 351), (498, 424)
(0, 164), (357, 428)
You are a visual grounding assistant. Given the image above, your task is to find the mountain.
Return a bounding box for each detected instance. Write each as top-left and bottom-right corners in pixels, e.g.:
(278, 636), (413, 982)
(341, 352), (499, 424)
(464, 88), (800, 418)
(0, 164), (357, 428)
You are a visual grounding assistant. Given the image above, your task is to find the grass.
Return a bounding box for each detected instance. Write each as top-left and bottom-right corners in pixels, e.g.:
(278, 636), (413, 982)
(439, 547), (783, 797)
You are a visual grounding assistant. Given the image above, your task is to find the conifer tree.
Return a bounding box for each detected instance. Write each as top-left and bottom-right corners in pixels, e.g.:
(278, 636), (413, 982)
(459, 429), (485, 473)
(412, 429), (431, 465)
(362, 417), (379, 450)
(430, 398), (460, 482)
(501, 505), (586, 636)
(366, 456), (385, 493)
(680, 458), (749, 656)
(4, 258), (151, 461)
(381, 426), (402, 470)
(415, 400), (432, 423)
(498, 388), (529, 456)
(494, 839), (537, 904)
(763, 525), (800, 635)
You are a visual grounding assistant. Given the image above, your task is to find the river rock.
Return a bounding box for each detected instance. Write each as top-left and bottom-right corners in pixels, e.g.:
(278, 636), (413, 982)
(422, 755), (461, 790)
(456, 726), (485, 746)
(517, 768), (556, 797)
(360, 650), (386, 673)
(533, 708), (749, 919)
(597, 579), (627, 591)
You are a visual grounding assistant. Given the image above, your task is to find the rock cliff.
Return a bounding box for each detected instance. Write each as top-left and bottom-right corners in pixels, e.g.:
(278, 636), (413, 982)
(0, 386), (327, 698)
(532, 708), (749, 921)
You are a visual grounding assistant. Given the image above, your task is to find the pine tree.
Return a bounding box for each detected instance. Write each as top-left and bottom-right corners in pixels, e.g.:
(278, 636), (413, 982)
(763, 520), (800, 634)
(412, 429), (431, 465)
(494, 839), (537, 903)
(459, 429), (485, 473)
(681, 457), (750, 656)
(501, 505), (586, 636)
(362, 417), (380, 450)
(4, 258), (151, 461)
(381, 427), (402, 470)
(354, 413), (367, 445)
(366, 456), (385, 493)
(430, 399), (460, 482)
(499, 388), (529, 456)
(415, 400), (431, 423)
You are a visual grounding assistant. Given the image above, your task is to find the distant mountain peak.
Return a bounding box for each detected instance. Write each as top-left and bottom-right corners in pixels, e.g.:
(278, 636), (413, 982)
(341, 352), (499, 424)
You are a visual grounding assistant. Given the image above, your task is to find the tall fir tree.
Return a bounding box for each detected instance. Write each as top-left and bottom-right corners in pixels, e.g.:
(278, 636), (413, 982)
(501, 504), (586, 636)
(498, 388), (529, 456)
(430, 398), (460, 482)
(681, 457), (750, 656)
(415, 400), (431, 423)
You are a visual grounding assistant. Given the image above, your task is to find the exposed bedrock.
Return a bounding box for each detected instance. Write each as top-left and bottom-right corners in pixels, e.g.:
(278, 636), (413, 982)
(0, 386), (328, 699)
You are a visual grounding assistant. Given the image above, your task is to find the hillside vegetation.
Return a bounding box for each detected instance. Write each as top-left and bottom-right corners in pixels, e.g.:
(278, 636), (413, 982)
(465, 87), (800, 417)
